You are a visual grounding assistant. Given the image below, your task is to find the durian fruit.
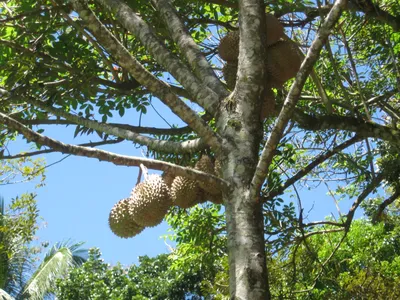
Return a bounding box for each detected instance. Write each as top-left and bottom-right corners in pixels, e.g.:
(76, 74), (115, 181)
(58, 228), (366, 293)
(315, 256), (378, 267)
(171, 176), (203, 208)
(161, 170), (175, 188)
(109, 198), (144, 238)
(260, 87), (276, 119)
(218, 31), (239, 61)
(265, 13), (285, 46)
(202, 191), (223, 205)
(222, 61), (238, 90)
(195, 155), (220, 196)
(266, 40), (302, 84)
(129, 174), (172, 227)
(266, 73), (285, 89)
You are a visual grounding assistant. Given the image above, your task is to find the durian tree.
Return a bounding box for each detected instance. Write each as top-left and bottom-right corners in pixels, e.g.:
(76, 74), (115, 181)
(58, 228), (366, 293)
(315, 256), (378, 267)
(0, 0), (399, 298)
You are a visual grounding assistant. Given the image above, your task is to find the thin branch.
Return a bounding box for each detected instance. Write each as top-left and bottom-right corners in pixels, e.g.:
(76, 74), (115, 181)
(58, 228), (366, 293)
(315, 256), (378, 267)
(0, 39), (73, 72)
(263, 135), (362, 201)
(339, 27), (371, 120)
(0, 138), (123, 159)
(54, 2), (119, 82)
(70, 0), (222, 151)
(0, 4), (70, 23)
(373, 189), (400, 223)
(0, 112), (228, 189)
(251, 0), (349, 199)
(344, 172), (385, 229)
(276, 2), (400, 31)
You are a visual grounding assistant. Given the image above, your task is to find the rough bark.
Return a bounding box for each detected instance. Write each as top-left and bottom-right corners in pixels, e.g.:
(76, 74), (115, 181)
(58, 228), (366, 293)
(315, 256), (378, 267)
(216, 0), (270, 298)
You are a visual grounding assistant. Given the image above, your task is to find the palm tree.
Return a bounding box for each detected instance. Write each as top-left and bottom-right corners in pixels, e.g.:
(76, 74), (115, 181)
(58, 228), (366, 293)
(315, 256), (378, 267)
(0, 196), (87, 300)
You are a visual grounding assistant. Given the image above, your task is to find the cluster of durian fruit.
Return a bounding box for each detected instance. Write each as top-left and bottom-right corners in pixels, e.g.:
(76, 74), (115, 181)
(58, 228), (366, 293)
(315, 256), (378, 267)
(219, 13), (302, 119)
(108, 155), (222, 238)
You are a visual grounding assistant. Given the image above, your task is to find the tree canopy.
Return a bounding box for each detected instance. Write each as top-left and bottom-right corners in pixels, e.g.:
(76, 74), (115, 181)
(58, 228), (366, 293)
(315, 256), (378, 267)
(0, 0), (399, 298)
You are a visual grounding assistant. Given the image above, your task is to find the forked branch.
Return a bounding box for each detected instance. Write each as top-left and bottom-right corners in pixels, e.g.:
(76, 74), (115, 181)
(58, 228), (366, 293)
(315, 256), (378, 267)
(251, 0), (349, 199)
(70, 0), (222, 151)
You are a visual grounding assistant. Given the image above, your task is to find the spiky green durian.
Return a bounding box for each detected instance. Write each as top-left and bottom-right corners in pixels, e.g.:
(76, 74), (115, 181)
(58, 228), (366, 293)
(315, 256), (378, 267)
(195, 155), (221, 196)
(108, 198), (144, 238)
(129, 174), (172, 227)
(260, 87), (276, 119)
(265, 13), (285, 46)
(218, 31), (240, 61)
(171, 176), (203, 208)
(266, 41), (301, 84)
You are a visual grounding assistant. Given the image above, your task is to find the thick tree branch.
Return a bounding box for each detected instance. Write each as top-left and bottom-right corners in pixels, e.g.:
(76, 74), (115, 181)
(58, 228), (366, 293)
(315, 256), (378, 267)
(20, 97), (204, 154)
(96, 0), (221, 115)
(151, 0), (228, 97)
(263, 135), (362, 201)
(251, 0), (348, 199)
(70, 0), (222, 151)
(0, 112), (228, 189)
(17, 118), (193, 136)
(0, 139), (123, 159)
(235, 0), (266, 101)
(293, 110), (400, 148)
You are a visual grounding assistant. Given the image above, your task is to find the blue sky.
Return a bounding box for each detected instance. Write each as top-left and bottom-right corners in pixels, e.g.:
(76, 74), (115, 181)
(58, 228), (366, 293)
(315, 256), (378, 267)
(2, 94), (362, 266)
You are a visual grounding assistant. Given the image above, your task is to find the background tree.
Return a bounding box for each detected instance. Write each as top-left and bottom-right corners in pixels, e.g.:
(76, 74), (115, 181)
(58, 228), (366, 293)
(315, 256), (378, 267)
(0, 0), (399, 298)
(55, 248), (206, 300)
(0, 195), (87, 300)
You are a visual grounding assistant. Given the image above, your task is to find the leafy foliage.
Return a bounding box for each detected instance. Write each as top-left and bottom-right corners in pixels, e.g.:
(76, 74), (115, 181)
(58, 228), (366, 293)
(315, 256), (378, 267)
(1, 0), (400, 298)
(56, 248), (205, 300)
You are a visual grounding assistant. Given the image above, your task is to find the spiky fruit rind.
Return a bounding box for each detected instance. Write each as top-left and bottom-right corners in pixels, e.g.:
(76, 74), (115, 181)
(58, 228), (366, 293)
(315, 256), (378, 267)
(129, 174), (172, 227)
(207, 192), (223, 205)
(260, 88), (276, 119)
(161, 170), (175, 188)
(266, 41), (302, 84)
(171, 176), (202, 208)
(195, 155), (220, 196)
(222, 61), (238, 90)
(109, 198), (144, 238)
(218, 31), (239, 61)
(265, 13), (285, 46)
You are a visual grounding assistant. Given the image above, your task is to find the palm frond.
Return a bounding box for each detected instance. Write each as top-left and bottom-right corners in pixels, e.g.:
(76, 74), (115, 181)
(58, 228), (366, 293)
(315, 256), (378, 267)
(0, 195), (33, 296)
(19, 241), (86, 300)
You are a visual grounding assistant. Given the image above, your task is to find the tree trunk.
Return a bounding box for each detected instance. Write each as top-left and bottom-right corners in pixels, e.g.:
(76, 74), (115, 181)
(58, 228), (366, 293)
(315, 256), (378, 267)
(225, 184), (270, 299)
